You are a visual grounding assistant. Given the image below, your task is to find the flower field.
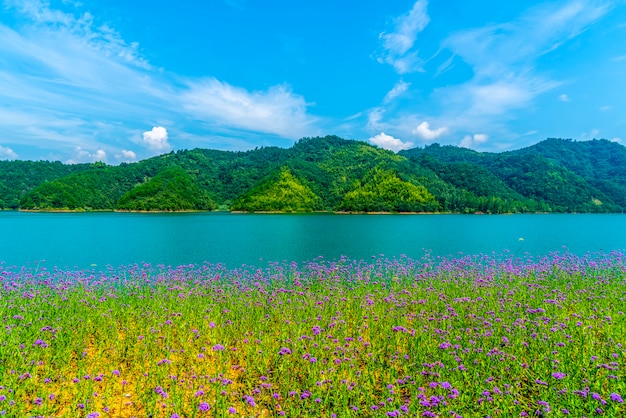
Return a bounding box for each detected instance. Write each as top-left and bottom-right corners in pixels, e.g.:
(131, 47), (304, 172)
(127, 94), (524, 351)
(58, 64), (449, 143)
(1, 252), (625, 417)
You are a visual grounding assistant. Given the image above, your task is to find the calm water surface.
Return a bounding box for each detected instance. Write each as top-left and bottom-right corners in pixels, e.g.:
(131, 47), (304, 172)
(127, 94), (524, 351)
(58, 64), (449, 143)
(1, 212), (625, 269)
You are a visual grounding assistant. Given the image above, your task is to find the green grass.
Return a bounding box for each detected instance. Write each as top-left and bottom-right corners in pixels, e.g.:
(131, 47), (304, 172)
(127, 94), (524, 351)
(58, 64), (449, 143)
(1, 252), (625, 417)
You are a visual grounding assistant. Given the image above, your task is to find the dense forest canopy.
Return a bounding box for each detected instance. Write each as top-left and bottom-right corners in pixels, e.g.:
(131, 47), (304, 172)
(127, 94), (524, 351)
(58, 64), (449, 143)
(1, 136), (625, 213)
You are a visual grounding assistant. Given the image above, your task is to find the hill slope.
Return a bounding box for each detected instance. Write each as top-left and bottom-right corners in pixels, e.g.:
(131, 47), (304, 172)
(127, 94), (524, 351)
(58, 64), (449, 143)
(230, 166), (322, 212)
(116, 166), (216, 211)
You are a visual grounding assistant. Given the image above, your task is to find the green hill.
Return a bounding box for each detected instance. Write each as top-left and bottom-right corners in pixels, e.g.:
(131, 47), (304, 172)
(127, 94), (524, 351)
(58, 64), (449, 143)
(3, 136), (625, 213)
(0, 160), (90, 209)
(230, 166), (322, 212)
(116, 166), (216, 211)
(339, 167), (438, 212)
(19, 163), (143, 210)
(400, 138), (625, 213)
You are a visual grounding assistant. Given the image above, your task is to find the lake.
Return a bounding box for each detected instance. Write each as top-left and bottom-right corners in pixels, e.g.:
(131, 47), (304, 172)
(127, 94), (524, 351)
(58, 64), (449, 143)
(1, 212), (625, 269)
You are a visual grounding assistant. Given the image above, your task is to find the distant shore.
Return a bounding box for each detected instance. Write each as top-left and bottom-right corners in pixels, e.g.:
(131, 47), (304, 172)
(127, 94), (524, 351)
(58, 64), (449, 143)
(14, 208), (550, 215)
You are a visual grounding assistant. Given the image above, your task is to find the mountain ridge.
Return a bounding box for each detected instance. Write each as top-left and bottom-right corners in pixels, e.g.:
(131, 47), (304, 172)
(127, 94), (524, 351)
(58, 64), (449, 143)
(1, 136), (624, 213)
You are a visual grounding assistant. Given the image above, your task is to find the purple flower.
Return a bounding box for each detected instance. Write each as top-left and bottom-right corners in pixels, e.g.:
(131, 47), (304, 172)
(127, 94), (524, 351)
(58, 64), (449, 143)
(212, 344), (225, 351)
(154, 386), (168, 398)
(198, 402), (210, 411)
(86, 413), (100, 418)
(552, 372), (566, 380)
(610, 393), (624, 403)
(228, 407), (237, 414)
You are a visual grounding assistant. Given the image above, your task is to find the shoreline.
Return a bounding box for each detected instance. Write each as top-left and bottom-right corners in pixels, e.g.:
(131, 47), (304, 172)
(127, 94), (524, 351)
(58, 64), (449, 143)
(12, 208), (583, 215)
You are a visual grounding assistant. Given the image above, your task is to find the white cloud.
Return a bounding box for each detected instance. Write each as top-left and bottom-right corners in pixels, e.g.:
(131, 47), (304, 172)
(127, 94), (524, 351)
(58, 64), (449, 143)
(610, 137), (622, 144)
(0, 145), (18, 160)
(473, 133), (488, 143)
(182, 79), (317, 139)
(460, 133), (489, 149)
(117, 149), (137, 161)
(142, 126), (171, 152)
(558, 94), (570, 102)
(67, 146), (107, 164)
(369, 132), (414, 152)
(378, 0), (430, 74)
(94, 149), (107, 161)
(383, 80), (410, 103)
(412, 121), (448, 141)
(600, 105), (611, 111)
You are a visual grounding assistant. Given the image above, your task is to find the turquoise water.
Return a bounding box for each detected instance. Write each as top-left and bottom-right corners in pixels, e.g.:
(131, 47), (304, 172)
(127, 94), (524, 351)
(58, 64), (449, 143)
(1, 212), (625, 269)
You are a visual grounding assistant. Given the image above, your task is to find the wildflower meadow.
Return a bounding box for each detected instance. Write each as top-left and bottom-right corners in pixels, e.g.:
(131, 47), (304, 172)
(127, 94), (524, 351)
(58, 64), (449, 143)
(1, 251), (625, 417)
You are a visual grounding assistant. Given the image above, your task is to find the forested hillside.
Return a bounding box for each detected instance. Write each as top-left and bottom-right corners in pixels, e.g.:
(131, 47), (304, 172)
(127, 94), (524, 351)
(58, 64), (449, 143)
(1, 136), (624, 213)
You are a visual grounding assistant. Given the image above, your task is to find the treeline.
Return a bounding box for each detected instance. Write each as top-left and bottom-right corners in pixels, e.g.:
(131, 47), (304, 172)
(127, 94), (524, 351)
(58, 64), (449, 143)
(1, 136), (625, 213)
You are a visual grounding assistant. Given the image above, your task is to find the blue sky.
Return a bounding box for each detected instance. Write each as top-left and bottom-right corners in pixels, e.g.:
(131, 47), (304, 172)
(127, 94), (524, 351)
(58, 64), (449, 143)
(1, 0), (625, 163)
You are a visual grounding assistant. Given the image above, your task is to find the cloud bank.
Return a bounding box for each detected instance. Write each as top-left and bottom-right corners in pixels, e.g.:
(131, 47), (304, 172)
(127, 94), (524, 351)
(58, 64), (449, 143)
(369, 0), (612, 149)
(67, 146), (107, 164)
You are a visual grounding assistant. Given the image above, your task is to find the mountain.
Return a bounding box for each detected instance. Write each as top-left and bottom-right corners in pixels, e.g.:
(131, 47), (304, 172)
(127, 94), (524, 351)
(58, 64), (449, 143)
(2, 136), (625, 213)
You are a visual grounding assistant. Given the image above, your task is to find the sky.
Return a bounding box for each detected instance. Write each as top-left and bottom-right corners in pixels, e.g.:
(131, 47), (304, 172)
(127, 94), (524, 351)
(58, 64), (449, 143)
(1, 0), (626, 163)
